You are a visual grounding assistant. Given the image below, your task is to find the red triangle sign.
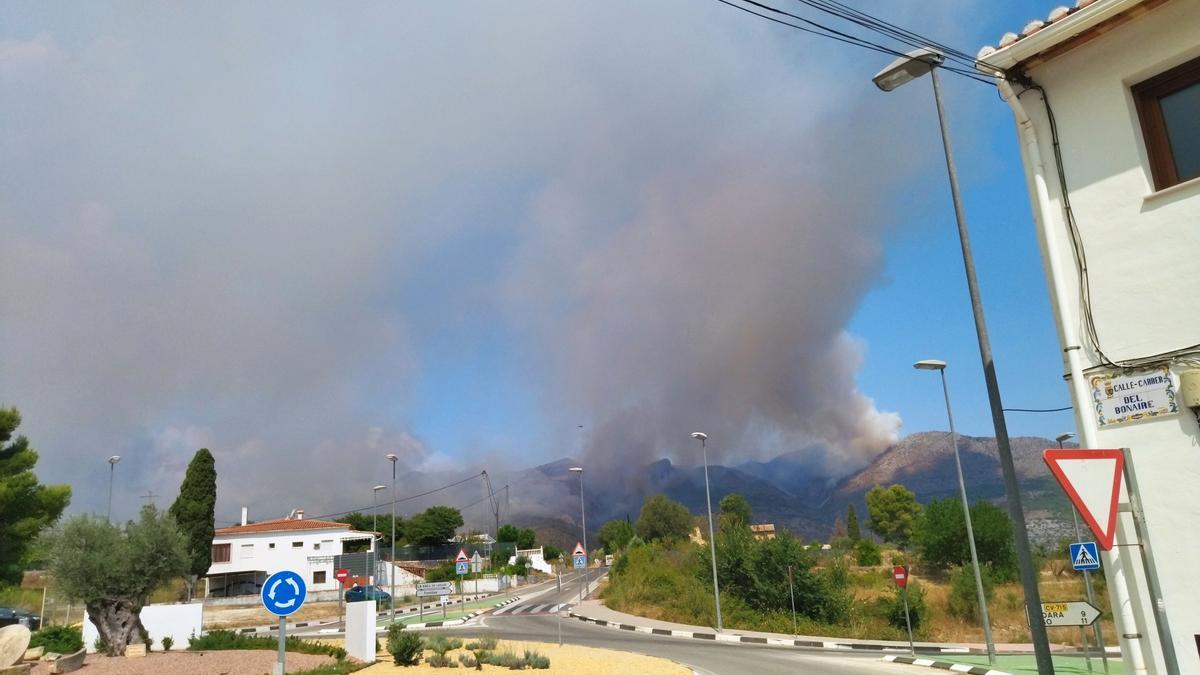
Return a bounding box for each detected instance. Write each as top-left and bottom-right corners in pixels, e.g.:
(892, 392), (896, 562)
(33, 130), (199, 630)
(1043, 449), (1124, 550)
(573, 541), (585, 557)
(456, 548), (469, 563)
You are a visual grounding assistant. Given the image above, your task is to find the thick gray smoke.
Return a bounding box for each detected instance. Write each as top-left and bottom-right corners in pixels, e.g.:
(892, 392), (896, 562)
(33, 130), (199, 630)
(0, 1), (953, 522)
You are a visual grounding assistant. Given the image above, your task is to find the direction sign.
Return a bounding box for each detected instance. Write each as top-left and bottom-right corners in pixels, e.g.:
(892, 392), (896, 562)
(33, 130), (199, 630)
(417, 581), (455, 597)
(892, 565), (908, 588)
(1041, 601), (1102, 627)
(1069, 542), (1101, 571)
(261, 570), (307, 617)
(334, 568), (349, 583)
(1043, 449), (1124, 549)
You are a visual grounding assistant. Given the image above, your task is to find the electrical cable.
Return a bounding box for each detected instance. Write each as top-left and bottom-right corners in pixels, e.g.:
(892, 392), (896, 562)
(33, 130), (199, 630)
(307, 471), (485, 521)
(1002, 406), (1073, 413)
(714, 0), (997, 86)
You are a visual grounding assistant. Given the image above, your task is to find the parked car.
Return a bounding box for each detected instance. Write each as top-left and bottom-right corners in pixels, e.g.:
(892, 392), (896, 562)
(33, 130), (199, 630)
(0, 607), (41, 631)
(344, 584), (391, 603)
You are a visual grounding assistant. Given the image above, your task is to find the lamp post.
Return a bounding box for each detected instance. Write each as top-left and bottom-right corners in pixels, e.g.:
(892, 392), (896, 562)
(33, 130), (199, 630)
(1057, 433), (1108, 674)
(690, 432), (722, 631)
(385, 454), (398, 621)
(106, 455), (121, 522)
(874, 48), (1052, 672)
(915, 359), (996, 665)
(372, 484), (386, 585)
(569, 467), (587, 604)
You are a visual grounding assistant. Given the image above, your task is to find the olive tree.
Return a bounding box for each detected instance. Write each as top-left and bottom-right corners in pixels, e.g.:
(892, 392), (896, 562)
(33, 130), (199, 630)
(42, 506), (188, 655)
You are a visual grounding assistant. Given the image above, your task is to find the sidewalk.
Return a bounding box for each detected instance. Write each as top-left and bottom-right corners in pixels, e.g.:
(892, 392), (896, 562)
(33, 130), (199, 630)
(570, 600), (1058, 655)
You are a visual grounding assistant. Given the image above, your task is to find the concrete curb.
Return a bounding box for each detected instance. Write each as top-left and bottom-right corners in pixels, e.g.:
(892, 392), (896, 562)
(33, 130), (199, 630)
(398, 595), (523, 630)
(234, 591), (512, 634)
(882, 654), (1013, 675)
(567, 611), (974, 655)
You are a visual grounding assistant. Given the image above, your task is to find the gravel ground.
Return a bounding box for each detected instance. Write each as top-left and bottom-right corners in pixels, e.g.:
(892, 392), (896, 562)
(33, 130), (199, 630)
(28, 650), (337, 674)
(360, 639), (688, 674)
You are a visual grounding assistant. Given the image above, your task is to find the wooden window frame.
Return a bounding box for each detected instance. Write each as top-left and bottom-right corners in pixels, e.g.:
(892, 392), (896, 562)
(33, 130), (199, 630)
(312, 570), (327, 584)
(211, 543), (231, 563)
(1132, 56), (1200, 190)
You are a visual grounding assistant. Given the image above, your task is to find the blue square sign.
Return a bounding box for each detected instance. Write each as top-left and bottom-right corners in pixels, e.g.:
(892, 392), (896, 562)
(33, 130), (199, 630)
(456, 561), (469, 575)
(1070, 542), (1101, 571)
(573, 554), (586, 569)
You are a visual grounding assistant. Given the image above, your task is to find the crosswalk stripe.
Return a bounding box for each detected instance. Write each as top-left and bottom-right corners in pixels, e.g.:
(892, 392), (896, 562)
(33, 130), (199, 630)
(493, 605), (511, 615)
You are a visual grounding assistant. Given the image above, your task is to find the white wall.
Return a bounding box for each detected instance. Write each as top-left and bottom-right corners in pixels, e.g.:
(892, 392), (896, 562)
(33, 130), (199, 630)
(83, 603), (203, 653)
(343, 601), (376, 664)
(1013, 1), (1200, 668)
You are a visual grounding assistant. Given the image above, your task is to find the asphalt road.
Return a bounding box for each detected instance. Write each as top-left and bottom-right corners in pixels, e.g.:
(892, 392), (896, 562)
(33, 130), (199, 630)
(470, 570), (908, 675)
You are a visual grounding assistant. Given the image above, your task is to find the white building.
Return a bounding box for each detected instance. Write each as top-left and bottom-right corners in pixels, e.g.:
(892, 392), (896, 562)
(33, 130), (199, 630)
(978, 1), (1199, 671)
(205, 508), (376, 598)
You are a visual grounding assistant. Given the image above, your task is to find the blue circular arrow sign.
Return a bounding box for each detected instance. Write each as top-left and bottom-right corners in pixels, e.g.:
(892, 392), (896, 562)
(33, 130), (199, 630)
(261, 570), (307, 617)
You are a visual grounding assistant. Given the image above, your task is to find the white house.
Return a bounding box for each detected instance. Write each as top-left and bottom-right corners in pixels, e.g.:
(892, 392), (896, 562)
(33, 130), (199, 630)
(205, 508), (376, 598)
(978, 1), (1199, 671)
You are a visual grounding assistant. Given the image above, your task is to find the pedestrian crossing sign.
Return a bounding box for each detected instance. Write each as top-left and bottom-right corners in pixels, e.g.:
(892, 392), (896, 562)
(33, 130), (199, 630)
(573, 554), (586, 569)
(1069, 541), (1101, 571)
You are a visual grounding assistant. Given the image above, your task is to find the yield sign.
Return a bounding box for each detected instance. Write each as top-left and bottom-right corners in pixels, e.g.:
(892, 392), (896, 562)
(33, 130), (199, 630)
(1043, 449), (1124, 550)
(573, 541), (586, 557)
(455, 548), (469, 563)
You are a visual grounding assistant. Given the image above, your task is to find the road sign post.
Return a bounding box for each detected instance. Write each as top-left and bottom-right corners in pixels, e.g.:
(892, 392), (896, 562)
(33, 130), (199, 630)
(893, 566), (914, 657)
(572, 542), (587, 605)
(261, 570), (307, 675)
(1067, 542), (1101, 673)
(335, 568), (348, 627)
(455, 549), (469, 617)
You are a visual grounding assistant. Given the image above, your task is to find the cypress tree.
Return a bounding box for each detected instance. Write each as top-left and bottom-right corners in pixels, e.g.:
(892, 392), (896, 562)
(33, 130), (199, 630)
(847, 503), (861, 542)
(169, 448), (217, 599)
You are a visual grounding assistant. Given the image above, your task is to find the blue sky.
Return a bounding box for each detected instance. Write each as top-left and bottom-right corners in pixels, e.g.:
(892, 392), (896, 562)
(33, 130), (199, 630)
(0, 1), (1078, 519)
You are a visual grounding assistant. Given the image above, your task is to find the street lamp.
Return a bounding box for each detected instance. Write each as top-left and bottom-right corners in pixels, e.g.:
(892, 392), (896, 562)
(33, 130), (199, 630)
(914, 359), (996, 665)
(569, 467), (587, 604)
(875, 48), (1053, 672)
(385, 454), (398, 621)
(372, 485), (387, 585)
(106, 455), (121, 522)
(690, 432), (723, 631)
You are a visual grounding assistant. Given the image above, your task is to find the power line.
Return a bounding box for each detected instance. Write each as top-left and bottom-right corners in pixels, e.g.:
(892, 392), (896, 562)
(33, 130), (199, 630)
(309, 471), (486, 521)
(1003, 406), (1073, 413)
(713, 0), (997, 86)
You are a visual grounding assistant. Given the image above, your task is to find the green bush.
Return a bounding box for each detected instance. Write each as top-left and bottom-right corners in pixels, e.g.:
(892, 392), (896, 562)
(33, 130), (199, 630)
(483, 650), (520, 668)
(30, 625), (84, 655)
(423, 634), (462, 656)
(187, 630), (346, 659)
(386, 623), (423, 666)
(885, 580), (926, 633)
(161, 636), (174, 651)
(947, 565), (994, 621)
(478, 633), (498, 650)
(524, 649), (550, 669)
(853, 539), (882, 566)
(427, 653), (454, 668)
(458, 652), (478, 669)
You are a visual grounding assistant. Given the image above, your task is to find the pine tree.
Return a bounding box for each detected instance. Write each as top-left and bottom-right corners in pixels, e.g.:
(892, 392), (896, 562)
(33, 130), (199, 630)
(169, 448), (217, 600)
(0, 407), (71, 584)
(846, 503), (861, 542)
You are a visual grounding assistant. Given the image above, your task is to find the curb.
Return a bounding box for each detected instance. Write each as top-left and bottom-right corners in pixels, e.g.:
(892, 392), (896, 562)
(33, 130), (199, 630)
(567, 612), (974, 655)
(882, 654), (1013, 675)
(380, 595), (523, 630)
(234, 591), (511, 634)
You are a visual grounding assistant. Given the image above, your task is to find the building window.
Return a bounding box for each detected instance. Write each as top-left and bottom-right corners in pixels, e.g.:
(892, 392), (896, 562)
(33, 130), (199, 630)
(240, 544), (254, 559)
(313, 570), (327, 584)
(211, 543), (231, 563)
(268, 543), (275, 549)
(292, 541), (303, 548)
(314, 542), (320, 551)
(1133, 56), (1200, 190)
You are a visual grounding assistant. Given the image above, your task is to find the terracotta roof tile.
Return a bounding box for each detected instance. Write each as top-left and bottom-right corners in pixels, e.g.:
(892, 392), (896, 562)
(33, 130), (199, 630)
(214, 517), (353, 535)
(976, 0), (1107, 60)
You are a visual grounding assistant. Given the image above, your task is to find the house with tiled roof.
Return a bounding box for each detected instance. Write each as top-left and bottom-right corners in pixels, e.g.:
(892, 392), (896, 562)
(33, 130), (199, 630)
(205, 508), (377, 599)
(976, 0), (1198, 670)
